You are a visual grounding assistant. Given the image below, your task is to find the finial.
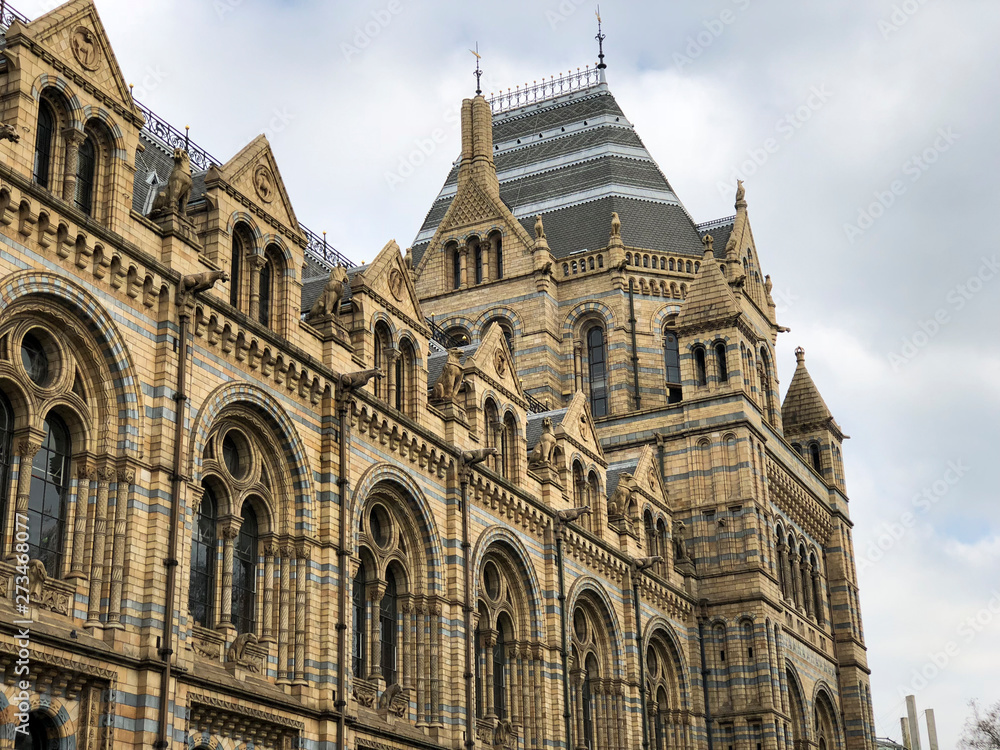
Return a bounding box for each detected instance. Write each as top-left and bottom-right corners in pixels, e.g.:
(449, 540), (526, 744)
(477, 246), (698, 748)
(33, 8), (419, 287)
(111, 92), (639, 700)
(184, 125), (190, 151)
(596, 6), (607, 71)
(470, 43), (483, 95)
(735, 179), (746, 208)
(702, 233), (714, 256)
(534, 214), (546, 240)
(322, 231), (327, 250)
(795, 347), (805, 364)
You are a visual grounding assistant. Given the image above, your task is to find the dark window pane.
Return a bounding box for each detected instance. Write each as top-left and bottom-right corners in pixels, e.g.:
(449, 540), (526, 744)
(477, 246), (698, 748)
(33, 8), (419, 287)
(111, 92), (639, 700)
(75, 135), (96, 214)
(27, 414), (70, 574)
(380, 571), (398, 685)
(33, 102), (54, 187)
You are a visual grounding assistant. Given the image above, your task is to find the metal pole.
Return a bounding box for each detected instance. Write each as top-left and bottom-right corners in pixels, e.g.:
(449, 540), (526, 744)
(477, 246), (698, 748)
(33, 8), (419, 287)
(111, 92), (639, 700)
(335, 393), (351, 750)
(629, 277), (641, 409)
(556, 522), (574, 750)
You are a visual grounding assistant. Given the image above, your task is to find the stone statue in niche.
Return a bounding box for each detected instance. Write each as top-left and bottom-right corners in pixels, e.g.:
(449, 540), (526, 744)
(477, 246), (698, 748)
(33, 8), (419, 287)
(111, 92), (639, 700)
(529, 417), (556, 467)
(149, 149), (193, 218)
(308, 265), (348, 321)
(431, 348), (464, 402)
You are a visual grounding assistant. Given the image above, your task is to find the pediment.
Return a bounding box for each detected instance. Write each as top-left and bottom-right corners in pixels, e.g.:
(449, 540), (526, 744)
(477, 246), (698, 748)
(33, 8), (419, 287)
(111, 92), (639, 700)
(219, 135), (300, 232)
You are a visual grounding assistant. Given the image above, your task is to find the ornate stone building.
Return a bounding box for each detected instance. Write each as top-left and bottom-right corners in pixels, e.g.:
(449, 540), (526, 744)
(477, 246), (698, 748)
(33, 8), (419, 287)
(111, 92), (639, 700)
(0, 2), (875, 750)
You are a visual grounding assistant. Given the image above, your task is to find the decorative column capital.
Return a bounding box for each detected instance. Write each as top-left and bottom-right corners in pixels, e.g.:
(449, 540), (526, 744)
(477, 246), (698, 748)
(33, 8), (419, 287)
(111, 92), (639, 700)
(366, 580), (387, 604)
(219, 520), (242, 541)
(17, 440), (41, 461)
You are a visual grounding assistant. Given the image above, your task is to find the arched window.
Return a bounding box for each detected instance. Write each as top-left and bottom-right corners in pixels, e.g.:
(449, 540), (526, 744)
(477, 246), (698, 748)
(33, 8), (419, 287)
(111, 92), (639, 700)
(28, 413), (70, 575)
(493, 614), (510, 719)
(232, 502), (258, 634)
(0, 393), (11, 551)
(810, 443), (822, 472)
(188, 484), (218, 628)
(373, 323), (391, 401)
(494, 234), (504, 280)
(396, 338), (415, 415)
(694, 346), (707, 386)
(33, 100), (55, 188)
(231, 224), (253, 309)
(453, 246), (462, 289)
(715, 342), (728, 381)
(17, 710), (59, 750)
(353, 561), (367, 678)
(445, 326), (470, 346)
(644, 511), (656, 556)
(75, 133), (97, 215)
(582, 652), (598, 747)
(501, 413), (517, 479)
(258, 257), (273, 327)
(474, 242), (483, 284)
(380, 568), (398, 685)
(485, 400), (501, 472)
(586, 326), (608, 417)
(664, 331), (681, 385)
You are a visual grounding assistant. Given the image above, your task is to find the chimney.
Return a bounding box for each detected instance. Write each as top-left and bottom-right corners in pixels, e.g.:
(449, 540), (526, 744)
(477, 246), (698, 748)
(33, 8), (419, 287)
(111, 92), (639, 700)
(901, 718), (912, 750)
(457, 95), (499, 197)
(925, 709), (939, 750)
(906, 696), (923, 750)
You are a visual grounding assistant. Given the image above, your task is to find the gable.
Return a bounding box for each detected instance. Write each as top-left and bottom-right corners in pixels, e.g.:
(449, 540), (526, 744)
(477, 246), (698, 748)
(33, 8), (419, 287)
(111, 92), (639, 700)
(632, 444), (667, 503)
(220, 135), (300, 233)
(557, 391), (605, 464)
(470, 321), (523, 400)
(352, 240), (425, 325)
(21, 0), (137, 113)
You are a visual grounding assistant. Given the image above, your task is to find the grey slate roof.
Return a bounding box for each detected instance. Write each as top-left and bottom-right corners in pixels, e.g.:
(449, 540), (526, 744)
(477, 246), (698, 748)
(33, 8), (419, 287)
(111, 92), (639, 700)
(426, 344), (478, 391)
(132, 132), (207, 214)
(300, 265), (366, 318)
(606, 459), (639, 499)
(525, 408), (568, 451)
(696, 217), (735, 261)
(411, 84), (707, 267)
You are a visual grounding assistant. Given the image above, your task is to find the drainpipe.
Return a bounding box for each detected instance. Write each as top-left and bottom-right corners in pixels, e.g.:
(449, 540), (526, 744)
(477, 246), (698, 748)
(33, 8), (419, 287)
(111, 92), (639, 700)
(554, 507), (591, 750)
(631, 557), (662, 750)
(155, 272), (227, 750)
(459, 448), (497, 750)
(333, 368), (383, 750)
(655, 433), (666, 487)
(629, 278), (641, 410)
(698, 602), (714, 750)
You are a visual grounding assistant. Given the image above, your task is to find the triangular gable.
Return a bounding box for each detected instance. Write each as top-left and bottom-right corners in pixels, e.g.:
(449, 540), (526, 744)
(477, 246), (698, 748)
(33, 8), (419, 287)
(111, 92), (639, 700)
(219, 135), (300, 233)
(352, 240), (424, 322)
(676, 247), (741, 330)
(469, 322), (524, 401)
(557, 392), (606, 464)
(19, 0), (137, 114)
(632, 444), (668, 503)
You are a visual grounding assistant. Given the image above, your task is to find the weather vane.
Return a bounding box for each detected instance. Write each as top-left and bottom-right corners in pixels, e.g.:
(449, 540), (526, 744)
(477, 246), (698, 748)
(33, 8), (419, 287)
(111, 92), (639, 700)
(470, 43), (483, 95)
(596, 7), (607, 70)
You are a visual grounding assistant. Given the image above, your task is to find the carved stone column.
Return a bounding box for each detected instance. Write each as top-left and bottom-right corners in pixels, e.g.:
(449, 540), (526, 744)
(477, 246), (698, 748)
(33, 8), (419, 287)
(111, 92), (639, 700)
(415, 601), (427, 725)
(86, 466), (114, 630)
(248, 253), (266, 322)
(218, 519), (242, 630)
(789, 551), (802, 608)
(812, 570), (825, 626)
(261, 540), (277, 643)
(400, 597), (412, 690)
(10, 441), (41, 560)
(106, 467), (134, 629)
(459, 248), (469, 289)
(481, 244), (490, 284)
(483, 629), (496, 718)
(277, 546), (291, 684)
(385, 348), (399, 408)
(574, 341), (583, 392)
(508, 644), (521, 725)
(61, 129), (85, 204)
(68, 464), (94, 578)
(801, 561), (814, 618)
(776, 542), (788, 599)
(429, 599), (442, 725)
(571, 667), (587, 750)
(534, 646), (545, 748)
(293, 545), (309, 685)
(367, 580), (387, 682)
(492, 425), (504, 474)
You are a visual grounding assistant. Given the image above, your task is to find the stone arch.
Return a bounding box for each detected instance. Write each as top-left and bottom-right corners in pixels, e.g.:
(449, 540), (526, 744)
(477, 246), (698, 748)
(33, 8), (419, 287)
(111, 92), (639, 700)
(350, 462), (444, 595)
(0, 270), (144, 456)
(643, 617), (692, 709)
(785, 662), (809, 745)
(565, 576), (625, 679)
(30, 73), (85, 129)
(470, 525), (545, 641)
(188, 381), (313, 533)
(79, 104), (126, 159)
(564, 299), (616, 339)
(474, 305), (524, 341)
(258, 232), (295, 265)
(225, 211), (263, 246)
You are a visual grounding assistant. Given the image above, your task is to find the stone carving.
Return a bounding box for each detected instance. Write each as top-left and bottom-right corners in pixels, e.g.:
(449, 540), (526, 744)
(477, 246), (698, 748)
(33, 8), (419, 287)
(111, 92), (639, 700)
(226, 632), (262, 673)
(673, 520), (688, 560)
(354, 680), (377, 707)
(179, 270), (228, 306)
(494, 719), (514, 749)
(610, 211), (621, 240)
(0, 123), (19, 143)
(735, 178), (745, 203)
(388, 268), (405, 301)
(534, 214), (545, 239)
(379, 683), (408, 717)
(493, 348), (507, 378)
(149, 149), (193, 217)
(431, 348), (464, 402)
(607, 472), (635, 519)
(338, 368), (382, 391)
(529, 417), (556, 467)
(26, 558), (47, 600)
(191, 637), (221, 660)
(71, 26), (101, 70)
(702, 234), (714, 254)
(253, 164), (274, 202)
(308, 265), (348, 320)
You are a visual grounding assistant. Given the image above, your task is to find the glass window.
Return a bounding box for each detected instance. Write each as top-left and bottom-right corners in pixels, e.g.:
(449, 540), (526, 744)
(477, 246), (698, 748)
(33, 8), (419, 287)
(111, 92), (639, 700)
(493, 619), (507, 719)
(20, 332), (49, 387)
(715, 342), (729, 381)
(587, 326), (607, 417)
(495, 236), (503, 280)
(28, 413), (70, 575)
(258, 259), (272, 327)
(33, 101), (55, 188)
(695, 347), (707, 386)
(75, 133), (96, 215)
(810, 444), (822, 472)
(474, 243), (483, 284)
(15, 710), (58, 750)
(353, 561), (367, 679)
(453, 249), (462, 289)
(188, 485), (217, 628)
(664, 331), (681, 384)
(231, 502), (258, 634)
(582, 653), (598, 747)
(230, 233), (243, 308)
(0, 393), (12, 551)
(380, 569), (398, 685)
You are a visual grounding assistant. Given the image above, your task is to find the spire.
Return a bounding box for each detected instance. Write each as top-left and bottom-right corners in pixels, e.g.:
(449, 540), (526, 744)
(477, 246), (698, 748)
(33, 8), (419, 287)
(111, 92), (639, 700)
(781, 347), (839, 433)
(470, 44), (483, 95)
(676, 242), (740, 330)
(595, 7), (607, 81)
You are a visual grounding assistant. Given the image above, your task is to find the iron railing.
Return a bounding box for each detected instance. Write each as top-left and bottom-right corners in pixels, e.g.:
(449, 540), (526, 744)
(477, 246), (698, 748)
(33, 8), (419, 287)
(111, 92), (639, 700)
(0, 2), (28, 30)
(299, 224), (354, 270)
(488, 65), (603, 115)
(134, 101), (220, 173)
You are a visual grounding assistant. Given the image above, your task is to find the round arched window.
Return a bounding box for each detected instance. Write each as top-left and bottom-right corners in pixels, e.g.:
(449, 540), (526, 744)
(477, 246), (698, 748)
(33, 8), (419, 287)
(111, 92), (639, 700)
(222, 430), (249, 480)
(20, 331), (51, 386)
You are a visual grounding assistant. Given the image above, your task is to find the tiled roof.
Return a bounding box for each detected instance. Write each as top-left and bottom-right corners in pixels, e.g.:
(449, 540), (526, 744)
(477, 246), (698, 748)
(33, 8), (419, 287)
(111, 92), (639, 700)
(525, 409), (568, 451)
(781, 350), (837, 431)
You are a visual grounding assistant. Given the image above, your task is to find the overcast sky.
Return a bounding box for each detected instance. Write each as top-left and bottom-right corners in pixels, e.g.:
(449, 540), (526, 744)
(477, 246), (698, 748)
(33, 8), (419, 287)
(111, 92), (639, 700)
(46, 0), (999, 745)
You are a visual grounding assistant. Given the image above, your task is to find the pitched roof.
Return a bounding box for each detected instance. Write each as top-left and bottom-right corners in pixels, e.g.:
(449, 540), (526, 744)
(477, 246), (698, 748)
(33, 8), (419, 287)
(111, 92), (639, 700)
(782, 348), (840, 433)
(411, 83), (705, 266)
(675, 249), (740, 329)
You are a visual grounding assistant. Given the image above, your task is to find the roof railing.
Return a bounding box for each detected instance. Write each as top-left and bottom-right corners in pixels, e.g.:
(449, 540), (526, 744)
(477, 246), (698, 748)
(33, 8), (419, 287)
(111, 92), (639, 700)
(488, 65), (603, 115)
(0, 2), (28, 30)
